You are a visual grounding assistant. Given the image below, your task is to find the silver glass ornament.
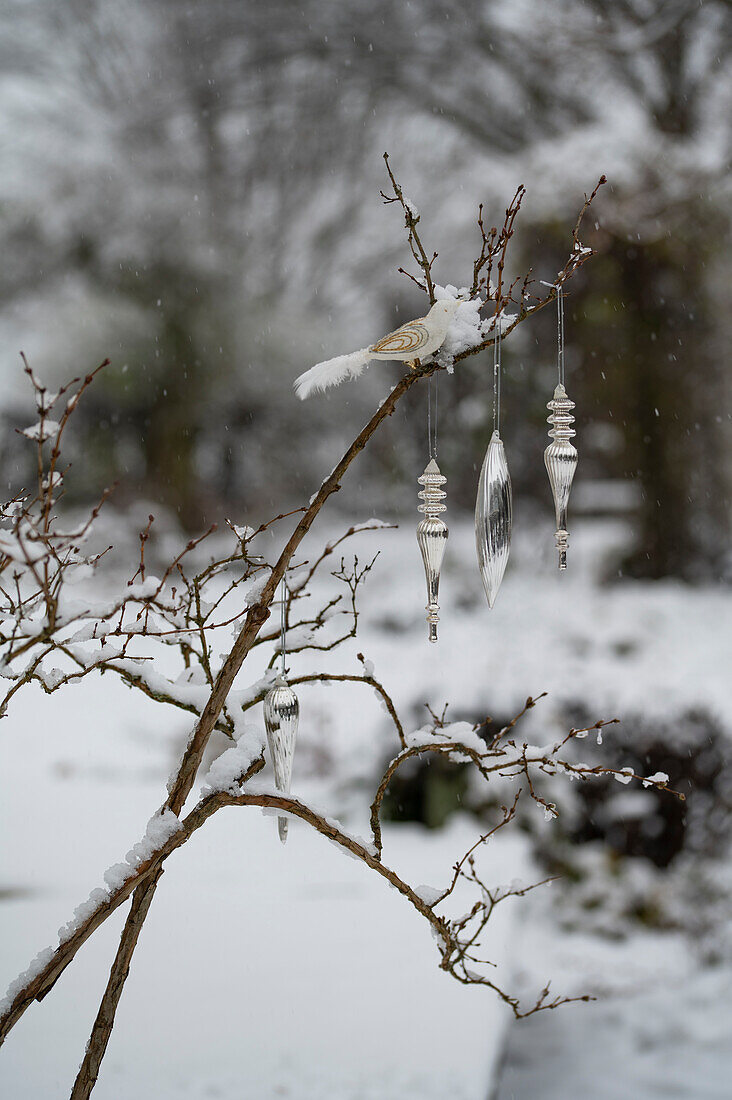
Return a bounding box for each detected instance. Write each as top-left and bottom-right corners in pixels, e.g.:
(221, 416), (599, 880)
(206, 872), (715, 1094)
(544, 383), (578, 570)
(416, 458), (448, 643)
(263, 674), (299, 843)
(475, 429), (512, 608)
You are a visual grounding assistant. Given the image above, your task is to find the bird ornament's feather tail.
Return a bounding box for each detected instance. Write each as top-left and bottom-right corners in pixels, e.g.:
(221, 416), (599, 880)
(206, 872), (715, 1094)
(294, 348), (371, 400)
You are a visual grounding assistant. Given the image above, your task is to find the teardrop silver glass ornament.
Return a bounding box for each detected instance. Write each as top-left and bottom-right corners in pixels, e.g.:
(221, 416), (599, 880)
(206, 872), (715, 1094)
(474, 312), (512, 608)
(544, 383), (577, 569)
(263, 675), (299, 842)
(416, 456), (448, 643)
(475, 430), (512, 607)
(263, 580), (299, 842)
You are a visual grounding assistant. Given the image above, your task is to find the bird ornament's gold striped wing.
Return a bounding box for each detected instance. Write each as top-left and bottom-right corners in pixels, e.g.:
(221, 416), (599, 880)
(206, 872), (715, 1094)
(369, 320), (430, 357)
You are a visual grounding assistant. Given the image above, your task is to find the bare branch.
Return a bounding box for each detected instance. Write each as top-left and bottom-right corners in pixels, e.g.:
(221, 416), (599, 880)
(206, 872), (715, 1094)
(382, 152), (437, 303)
(0, 173), (618, 1074)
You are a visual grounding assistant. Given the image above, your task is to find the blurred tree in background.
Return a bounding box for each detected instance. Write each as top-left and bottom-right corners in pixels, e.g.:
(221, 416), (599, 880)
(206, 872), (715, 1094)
(0, 0), (729, 577)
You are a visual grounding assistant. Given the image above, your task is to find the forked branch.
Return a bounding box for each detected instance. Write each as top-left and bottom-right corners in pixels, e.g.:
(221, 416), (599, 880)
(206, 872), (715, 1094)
(2, 163), (611, 1097)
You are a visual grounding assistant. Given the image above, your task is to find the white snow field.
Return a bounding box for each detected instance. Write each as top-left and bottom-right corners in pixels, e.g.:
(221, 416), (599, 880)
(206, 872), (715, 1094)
(0, 668), (519, 1099)
(497, 933), (732, 1100)
(1, 513), (731, 1098)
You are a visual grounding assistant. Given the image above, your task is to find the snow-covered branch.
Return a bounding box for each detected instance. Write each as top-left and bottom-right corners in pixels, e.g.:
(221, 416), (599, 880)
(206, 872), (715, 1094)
(1, 165), (612, 1095)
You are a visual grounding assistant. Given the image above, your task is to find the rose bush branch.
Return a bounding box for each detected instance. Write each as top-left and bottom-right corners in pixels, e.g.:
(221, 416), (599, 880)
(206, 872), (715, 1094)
(0, 692), (678, 1045)
(2, 162), (612, 1095)
(1, 694), (678, 1053)
(0, 407), (382, 737)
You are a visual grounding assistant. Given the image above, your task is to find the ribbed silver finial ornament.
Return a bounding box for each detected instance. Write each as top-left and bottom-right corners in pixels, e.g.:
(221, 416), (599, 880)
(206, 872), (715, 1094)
(544, 382), (577, 570)
(416, 458), (448, 643)
(263, 580), (299, 842)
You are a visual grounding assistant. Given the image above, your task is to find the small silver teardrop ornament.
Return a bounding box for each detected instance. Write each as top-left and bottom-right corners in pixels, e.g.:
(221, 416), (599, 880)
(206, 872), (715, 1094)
(263, 674), (299, 843)
(475, 429), (512, 608)
(544, 383), (578, 570)
(416, 458), (448, 643)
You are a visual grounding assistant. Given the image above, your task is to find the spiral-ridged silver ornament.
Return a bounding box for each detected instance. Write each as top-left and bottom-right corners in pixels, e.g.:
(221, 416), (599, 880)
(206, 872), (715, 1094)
(544, 383), (578, 570)
(263, 674), (299, 843)
(475, 430), (512, 608)
(416, 458), (448, 643)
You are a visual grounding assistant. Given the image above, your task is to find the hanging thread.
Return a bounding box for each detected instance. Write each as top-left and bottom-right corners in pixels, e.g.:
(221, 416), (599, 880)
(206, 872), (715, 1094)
(279, 577), (287, 674)
(493, 310), (502, 435)
(427, 374), (432, 458)
(427, 374), (439, 459)
(556, 283), (565, 388)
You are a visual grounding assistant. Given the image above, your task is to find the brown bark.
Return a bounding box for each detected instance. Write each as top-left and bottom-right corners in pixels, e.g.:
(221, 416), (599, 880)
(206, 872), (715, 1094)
(69, 872), (163, 1100)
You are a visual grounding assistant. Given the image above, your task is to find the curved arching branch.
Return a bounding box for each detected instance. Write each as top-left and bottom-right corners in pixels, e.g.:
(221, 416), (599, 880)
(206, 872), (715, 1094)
(1, 172), (609, 1090)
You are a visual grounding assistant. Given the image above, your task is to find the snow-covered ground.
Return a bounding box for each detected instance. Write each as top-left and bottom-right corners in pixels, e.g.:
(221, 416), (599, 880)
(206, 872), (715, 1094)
(0, 661), (519, 1099)
(497, 929), (732, 1100)
(1, 511), (730, 1098)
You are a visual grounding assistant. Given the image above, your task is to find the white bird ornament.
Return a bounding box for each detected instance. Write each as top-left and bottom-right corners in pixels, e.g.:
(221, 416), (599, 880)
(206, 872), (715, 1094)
(294, 298), (463, 399)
